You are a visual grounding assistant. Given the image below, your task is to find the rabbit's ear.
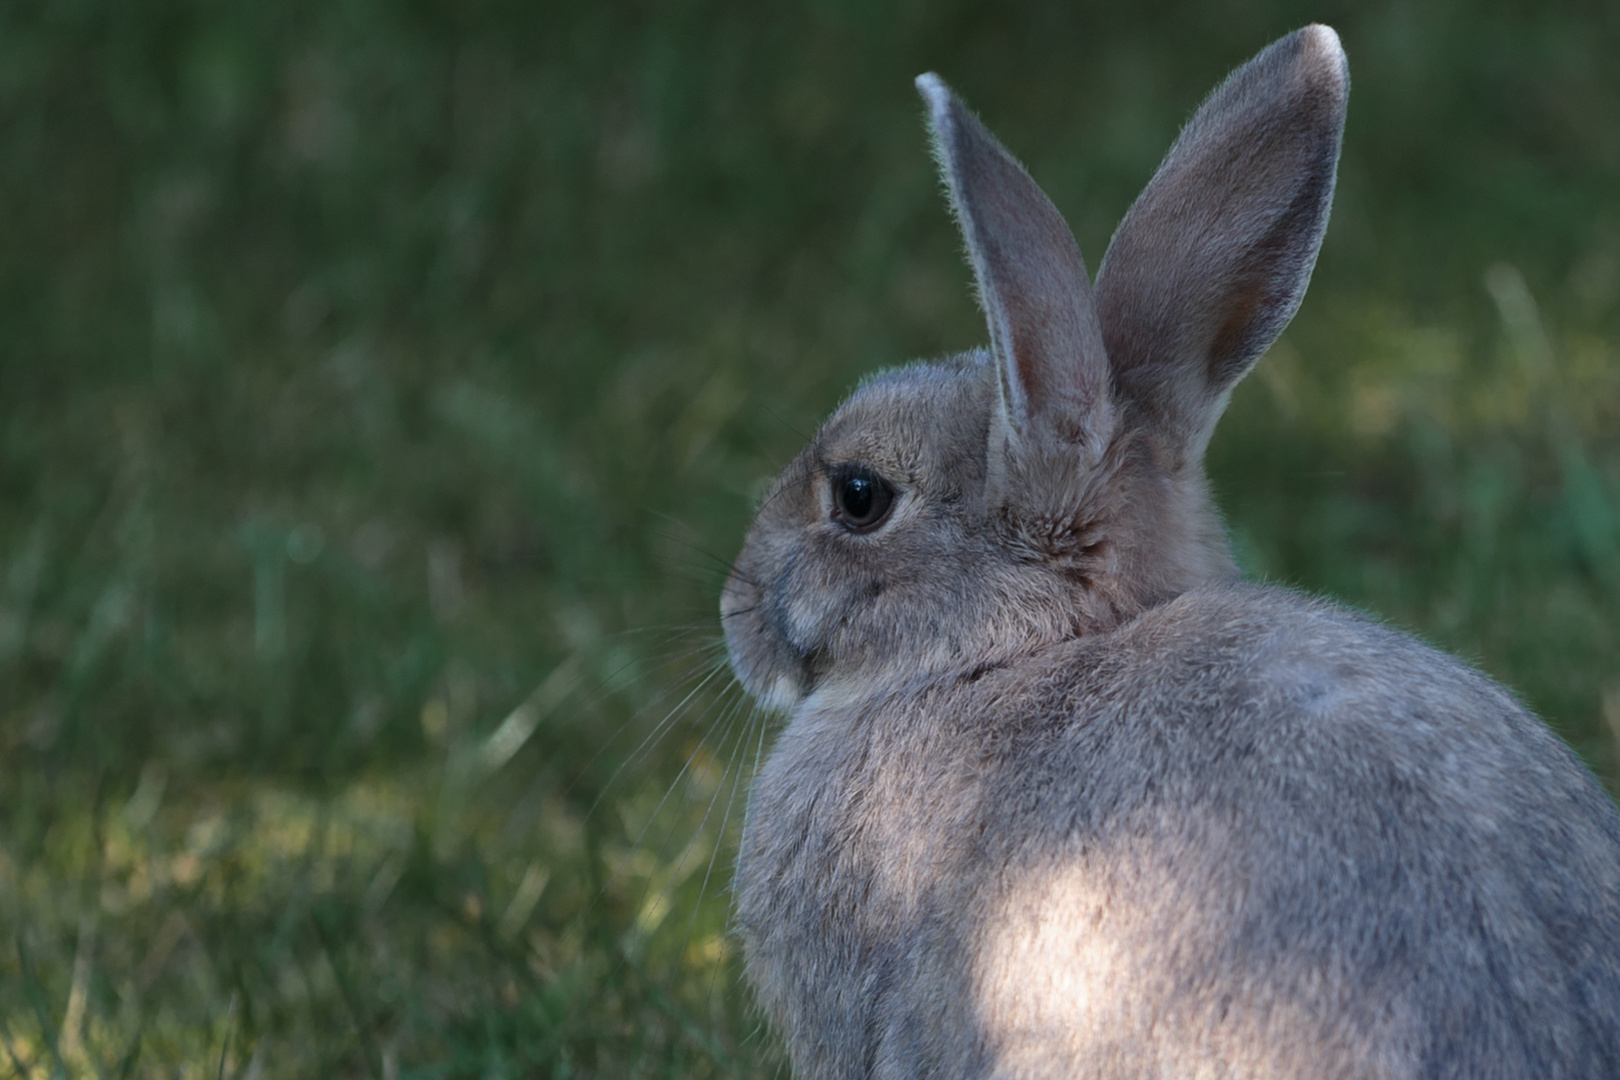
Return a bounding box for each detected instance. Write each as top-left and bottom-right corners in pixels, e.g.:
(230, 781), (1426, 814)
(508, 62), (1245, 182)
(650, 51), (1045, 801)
(918, 74), (1113, 468)
(1094, 25), (1348, 459)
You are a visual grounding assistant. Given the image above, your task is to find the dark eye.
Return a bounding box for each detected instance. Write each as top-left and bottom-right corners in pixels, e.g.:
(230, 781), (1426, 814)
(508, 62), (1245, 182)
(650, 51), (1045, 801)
(831, 470), (896, 533)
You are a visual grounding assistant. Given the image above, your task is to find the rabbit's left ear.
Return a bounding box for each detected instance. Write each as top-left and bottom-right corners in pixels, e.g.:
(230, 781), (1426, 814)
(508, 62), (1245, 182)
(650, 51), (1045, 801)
(918, 73), (1114, 478)
(1094, 25), (1348, 460)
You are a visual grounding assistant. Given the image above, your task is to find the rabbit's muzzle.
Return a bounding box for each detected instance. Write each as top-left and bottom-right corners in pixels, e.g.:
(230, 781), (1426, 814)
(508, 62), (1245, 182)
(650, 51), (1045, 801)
(721, 542), (817, 711)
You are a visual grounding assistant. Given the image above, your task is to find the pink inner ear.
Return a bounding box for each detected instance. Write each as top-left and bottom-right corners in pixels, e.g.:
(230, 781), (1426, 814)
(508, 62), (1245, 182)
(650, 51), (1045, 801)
(1207, 278), (1269, 386)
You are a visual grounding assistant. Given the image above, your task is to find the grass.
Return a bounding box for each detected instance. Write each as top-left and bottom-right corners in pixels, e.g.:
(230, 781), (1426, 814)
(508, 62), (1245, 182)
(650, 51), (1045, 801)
(1, 0), (1618, 1074)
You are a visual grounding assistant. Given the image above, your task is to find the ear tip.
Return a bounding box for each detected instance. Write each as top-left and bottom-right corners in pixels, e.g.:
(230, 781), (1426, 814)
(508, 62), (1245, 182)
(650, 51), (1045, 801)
(915, 72), (955, 123)
(1299, 23), (1342, 55)
(1294, 24), (1350, 98)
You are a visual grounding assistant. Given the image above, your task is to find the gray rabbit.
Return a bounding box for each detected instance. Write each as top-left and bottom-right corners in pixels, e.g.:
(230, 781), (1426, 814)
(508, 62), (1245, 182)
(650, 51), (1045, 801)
(721, 25), (1620, 1079)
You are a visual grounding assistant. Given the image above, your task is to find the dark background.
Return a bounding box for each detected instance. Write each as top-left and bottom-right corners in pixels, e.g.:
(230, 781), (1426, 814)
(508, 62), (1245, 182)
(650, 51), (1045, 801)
(2, 0), (1618, 1074)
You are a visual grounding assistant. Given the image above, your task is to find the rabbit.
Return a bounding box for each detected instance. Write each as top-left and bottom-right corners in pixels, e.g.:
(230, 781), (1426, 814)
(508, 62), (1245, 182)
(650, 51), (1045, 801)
(720, 23), (1620, 1080)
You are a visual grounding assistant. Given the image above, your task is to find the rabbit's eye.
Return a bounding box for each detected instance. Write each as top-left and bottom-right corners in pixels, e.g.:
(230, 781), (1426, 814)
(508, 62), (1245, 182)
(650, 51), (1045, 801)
(831, 470), (895, 533)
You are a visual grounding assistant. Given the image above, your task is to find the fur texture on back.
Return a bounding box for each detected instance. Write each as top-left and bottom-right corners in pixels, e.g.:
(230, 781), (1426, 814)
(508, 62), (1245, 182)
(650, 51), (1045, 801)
(722, 25), (1620, 1078)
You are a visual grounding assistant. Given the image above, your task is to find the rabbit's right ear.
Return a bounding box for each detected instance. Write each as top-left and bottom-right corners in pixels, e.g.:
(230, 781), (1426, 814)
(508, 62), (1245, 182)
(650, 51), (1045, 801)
(1094, 25), (1348, 460)
(918, 73), (1115, 515)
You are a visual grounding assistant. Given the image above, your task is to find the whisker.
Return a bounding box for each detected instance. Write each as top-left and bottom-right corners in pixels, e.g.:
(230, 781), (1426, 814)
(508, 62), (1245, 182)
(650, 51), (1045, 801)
(580, 653), (735, 821)
(748, 467), (817, 520)
(552, 631), (725, 778)
(710, 700), (773, 1010)
(630, 689), (755, 962)
(662, 562), (750, 594)
(645, 513), (748, 575)
(681, 691), (757, 966)
(594, 681), (749, 908)
(761, 403), (812, 444)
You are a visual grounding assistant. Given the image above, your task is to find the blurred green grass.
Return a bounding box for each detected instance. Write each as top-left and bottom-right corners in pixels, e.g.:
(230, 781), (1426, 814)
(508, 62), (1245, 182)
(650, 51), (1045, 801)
(1, 0), (1618, 1074)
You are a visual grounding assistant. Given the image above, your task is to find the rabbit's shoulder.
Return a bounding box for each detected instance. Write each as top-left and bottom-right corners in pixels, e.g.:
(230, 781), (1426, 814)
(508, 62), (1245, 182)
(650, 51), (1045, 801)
(1010, 582), (1597, 801)
(963, 582), (1620, 905)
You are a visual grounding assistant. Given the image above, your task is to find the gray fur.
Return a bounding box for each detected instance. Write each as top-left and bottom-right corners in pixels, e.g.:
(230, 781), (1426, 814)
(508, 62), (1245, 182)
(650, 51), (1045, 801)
(721, 25), (1620, 1078)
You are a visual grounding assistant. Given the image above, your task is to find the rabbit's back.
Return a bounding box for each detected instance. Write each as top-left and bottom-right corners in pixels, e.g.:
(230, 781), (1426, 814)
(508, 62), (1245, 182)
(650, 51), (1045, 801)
(736, 584), (1620, 1078)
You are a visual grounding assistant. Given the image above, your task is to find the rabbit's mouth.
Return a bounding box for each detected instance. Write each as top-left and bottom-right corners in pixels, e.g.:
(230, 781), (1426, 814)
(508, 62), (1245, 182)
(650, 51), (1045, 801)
(757, 671), (808, 713)
(752, 607), (834, 710)
(792, 643), (834, 701)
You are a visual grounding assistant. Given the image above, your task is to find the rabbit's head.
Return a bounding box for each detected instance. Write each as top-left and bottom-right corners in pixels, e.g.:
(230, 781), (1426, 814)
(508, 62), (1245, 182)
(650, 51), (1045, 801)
(724, 26), (1348, 710)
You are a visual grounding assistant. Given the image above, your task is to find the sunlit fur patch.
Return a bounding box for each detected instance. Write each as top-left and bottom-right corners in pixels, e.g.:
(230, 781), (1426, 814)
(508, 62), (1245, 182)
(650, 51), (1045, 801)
(971, 850), (1418, 1079)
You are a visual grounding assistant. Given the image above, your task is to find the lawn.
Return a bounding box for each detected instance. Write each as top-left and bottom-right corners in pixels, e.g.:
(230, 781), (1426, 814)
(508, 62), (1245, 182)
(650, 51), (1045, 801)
(1, 0), (1618, 1075)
